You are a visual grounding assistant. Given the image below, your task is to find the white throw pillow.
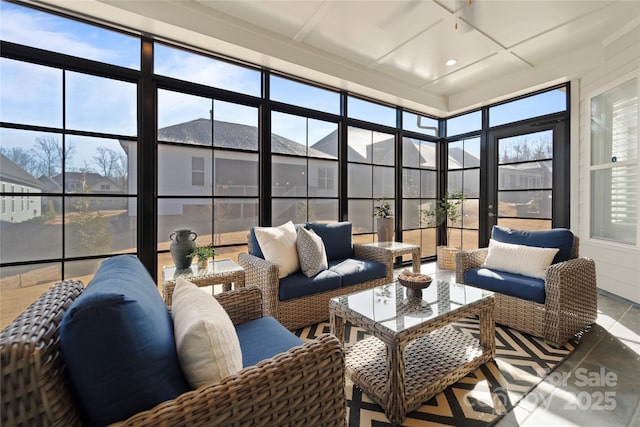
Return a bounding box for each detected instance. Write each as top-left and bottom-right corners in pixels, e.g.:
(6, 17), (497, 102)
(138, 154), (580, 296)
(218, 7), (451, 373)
(483, 239), (559, 279)
(254, 220), (300, 278)
(171, 277), (242, 389)
(296, 227), (328, 277)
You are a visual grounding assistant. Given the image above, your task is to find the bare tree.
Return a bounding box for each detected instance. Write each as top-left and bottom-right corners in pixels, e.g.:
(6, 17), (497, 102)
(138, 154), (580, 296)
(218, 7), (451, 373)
(93, 146), (127, 188)
(0, 146), (38, 176)
(30, 137), (75, 178)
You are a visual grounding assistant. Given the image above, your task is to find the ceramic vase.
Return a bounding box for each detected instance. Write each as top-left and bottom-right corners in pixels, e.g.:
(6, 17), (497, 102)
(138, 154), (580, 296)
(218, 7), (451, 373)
(169, 229), (197, 270)
(376, 217), (394, 242)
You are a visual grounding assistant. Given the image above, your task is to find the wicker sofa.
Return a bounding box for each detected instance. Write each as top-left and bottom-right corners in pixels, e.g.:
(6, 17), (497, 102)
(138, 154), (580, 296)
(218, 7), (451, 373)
(1, 256), (345, 427)
(239, 221), (394, 330)
(456, 226), (597, 345)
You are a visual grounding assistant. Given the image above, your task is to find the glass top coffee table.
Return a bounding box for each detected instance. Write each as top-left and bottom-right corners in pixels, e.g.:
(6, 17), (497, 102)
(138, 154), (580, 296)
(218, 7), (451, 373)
(329, 280), (495, 425)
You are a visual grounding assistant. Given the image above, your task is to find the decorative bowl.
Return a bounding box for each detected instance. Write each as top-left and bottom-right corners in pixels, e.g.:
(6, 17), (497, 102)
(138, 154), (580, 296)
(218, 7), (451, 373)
(397, 273), (432, 298)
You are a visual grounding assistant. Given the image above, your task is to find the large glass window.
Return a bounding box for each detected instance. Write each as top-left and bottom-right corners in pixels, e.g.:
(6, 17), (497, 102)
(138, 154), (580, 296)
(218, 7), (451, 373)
(271, 111), (339, 225)
(590, 78), (638, 245)
(0, 49), (138, 328)
(0, 2), (140, 69)
(446, 110), (481, 137)
(154, 43), (261, 97)
(157, 89), (260, 266)
(347, 127), (395, 242)
(447, 137), (480, 249)
(490, 88), (567, 127)
(496, 131), (553, 231)
(347, 96), (396, 128)
(403, 111), (438, 137)
(402, 137), (437, 257)
(270, 75), (340, 115)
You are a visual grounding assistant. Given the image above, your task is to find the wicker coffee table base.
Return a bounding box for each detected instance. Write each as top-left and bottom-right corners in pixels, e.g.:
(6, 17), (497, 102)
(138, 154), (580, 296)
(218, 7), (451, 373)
(331, 296), (495, 425)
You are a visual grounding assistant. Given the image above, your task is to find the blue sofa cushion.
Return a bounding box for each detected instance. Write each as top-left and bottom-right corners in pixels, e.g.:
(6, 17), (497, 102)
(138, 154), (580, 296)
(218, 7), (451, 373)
(305, 222), (353, 261)
(464, 267), (546, 304)
(235, 316), (304, 367)
(328, 258), (387, 287)
(492, 225), (574, 264)
(247, 228), (265, 259)
(279, 269), (342, 301)
(60, 255), (189, 427)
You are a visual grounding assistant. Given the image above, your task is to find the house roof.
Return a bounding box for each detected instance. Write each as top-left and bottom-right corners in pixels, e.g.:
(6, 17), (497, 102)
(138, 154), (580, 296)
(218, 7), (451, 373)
(158, 118), (335, 159)
(0, 153), (42, 189)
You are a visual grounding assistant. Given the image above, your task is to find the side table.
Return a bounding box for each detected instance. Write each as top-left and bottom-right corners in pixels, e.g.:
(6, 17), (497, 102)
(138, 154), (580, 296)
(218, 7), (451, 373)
(359, 242), (421, 273)
(162, 258), (245, 306)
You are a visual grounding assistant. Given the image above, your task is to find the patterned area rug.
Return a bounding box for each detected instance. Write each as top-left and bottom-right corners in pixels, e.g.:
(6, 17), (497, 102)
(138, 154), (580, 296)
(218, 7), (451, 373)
(295, 318), (578, 426)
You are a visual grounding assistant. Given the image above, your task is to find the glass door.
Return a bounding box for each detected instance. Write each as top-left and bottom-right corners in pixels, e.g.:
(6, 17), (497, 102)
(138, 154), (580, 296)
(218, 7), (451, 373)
(484, 121), (569, 244)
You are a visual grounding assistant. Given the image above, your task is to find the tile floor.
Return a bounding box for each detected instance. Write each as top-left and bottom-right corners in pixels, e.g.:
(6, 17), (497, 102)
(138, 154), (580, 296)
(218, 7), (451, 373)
(415, 262), (640, 427)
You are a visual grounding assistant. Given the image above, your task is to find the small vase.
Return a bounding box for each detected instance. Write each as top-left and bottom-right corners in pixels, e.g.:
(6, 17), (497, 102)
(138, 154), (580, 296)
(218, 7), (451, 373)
(169, 229), (197, 270)
(376, 217), (394, 242)
(197, 258), (209, 269)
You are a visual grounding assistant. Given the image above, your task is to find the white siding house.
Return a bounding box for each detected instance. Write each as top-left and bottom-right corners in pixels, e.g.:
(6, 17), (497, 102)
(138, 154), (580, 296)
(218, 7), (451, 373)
(0, 154), (42, 224)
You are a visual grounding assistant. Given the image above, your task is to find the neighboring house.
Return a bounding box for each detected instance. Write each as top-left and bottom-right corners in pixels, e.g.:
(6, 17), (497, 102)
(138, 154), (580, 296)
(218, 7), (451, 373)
(127, 118), (339, 225)
(0, 153), (42, 223)
(48, 172), (126, 212)
(51, 172), (123, 194)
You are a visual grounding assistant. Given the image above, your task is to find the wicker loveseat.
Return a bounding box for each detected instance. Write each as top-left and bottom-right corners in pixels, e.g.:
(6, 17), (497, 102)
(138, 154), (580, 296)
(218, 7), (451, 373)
(239, 221), (393, 330)
(456, 226), (597, 345)
(1, 256), (345, 427)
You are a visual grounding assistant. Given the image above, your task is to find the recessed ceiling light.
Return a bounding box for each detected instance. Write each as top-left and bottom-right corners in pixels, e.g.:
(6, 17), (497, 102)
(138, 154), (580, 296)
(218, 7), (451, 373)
(446, 59), (457, 66)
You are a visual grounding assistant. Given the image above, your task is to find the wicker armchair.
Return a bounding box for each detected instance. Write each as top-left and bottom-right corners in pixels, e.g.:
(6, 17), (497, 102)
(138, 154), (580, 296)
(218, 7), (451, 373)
(239, 243), (393, 330)
(456, 236), (597, 345)
(1, 281), (346, 427)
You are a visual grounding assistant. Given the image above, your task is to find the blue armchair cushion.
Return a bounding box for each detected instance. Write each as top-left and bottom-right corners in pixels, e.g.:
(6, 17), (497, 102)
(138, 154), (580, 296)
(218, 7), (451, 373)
(235, 316), (304, 367)
(491, 225), (574, 264)
(247, 227), (265, 259)
(464, 267), (546, 304)
(60, 255), (189, 427)
(279, 269), (342, 301)
(328, 258), (387, 287)
(305, 222), (353, 261)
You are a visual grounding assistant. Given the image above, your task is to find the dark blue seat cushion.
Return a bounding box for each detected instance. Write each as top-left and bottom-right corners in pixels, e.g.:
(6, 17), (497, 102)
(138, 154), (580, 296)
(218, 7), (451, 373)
(492, 225), (574, 264)
(328, 258), (387, 287)
(60, 255), (189, 426)
(279, 269), (342, 301)
(235, 316), (304, 368)
(305, 222), (353, 261)
(464, 267), (546, 304)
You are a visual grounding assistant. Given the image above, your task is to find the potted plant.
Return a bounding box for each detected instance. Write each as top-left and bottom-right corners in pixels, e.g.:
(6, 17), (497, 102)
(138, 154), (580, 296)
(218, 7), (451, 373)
(422, 192), (466, 269)
(374, 197), (394, 242)
(188, 242), (216, 269)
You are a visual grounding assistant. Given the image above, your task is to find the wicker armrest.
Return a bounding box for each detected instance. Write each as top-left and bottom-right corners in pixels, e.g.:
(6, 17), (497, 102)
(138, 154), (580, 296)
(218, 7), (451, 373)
(544, 257), (597, 314)
(353, 244), (394, 281)
(455, 248), (488, 284)
(238, 253), (280, 318)
(1, 280), (85, 427)
(111, 333), (346, 427)
(214, 285), (263, 326)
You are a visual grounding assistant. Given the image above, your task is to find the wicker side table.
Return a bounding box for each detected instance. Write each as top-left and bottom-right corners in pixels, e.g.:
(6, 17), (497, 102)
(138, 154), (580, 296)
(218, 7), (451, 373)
(162, 258), (245, 306)
(358, 242), (421, 273)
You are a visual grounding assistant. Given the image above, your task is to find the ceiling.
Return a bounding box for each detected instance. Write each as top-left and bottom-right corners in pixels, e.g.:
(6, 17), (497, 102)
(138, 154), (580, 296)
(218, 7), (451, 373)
(37, 0), (640, 116)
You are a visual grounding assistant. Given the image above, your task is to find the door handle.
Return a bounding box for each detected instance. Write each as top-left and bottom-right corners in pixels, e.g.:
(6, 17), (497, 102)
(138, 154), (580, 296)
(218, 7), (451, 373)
(488, 212), (496, 217)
